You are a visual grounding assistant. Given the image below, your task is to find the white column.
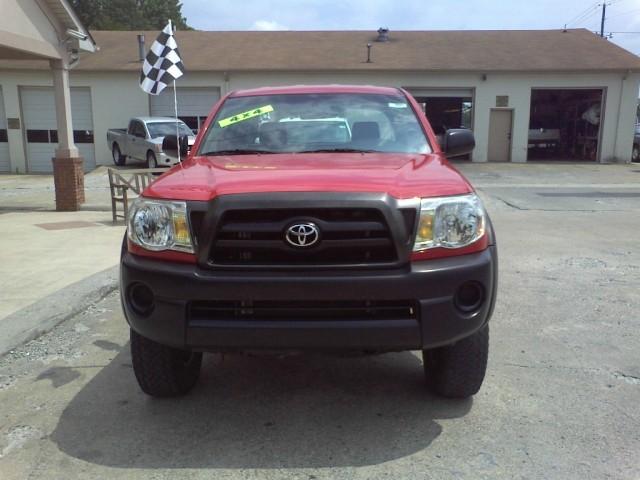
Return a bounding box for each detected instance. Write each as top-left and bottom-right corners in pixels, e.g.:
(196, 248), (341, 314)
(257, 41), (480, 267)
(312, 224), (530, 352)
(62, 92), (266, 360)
(2, 79), (27, 173)
(472, 81), (491, 162)
(613, 73), (640, 163)
(50, 59), (79, 158)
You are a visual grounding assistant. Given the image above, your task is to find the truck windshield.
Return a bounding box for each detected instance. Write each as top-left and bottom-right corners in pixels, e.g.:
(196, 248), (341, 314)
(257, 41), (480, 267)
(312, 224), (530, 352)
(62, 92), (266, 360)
(198, 93), (431, 155)
(147, 122), (193, 139)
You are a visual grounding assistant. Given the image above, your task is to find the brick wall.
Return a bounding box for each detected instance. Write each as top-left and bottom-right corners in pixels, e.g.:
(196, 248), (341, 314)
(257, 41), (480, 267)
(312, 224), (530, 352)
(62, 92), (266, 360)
(52, 157), (85, 211)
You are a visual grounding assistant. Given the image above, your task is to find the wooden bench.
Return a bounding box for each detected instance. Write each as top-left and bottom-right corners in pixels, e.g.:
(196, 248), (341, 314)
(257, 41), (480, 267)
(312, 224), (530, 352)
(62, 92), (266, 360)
(107, 168), (166, 223)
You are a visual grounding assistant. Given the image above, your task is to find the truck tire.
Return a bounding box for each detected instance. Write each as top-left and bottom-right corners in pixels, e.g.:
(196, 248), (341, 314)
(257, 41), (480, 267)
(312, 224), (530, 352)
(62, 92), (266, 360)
(112, 144), (126, 166)
(130, 329), (202, 397)
(146, 151), (158, 168)
(633, 145), (639, 163)
(422, 325), (489, 398)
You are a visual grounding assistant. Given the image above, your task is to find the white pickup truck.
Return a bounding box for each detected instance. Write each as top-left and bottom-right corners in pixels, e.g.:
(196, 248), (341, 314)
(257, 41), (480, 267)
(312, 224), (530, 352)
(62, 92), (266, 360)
(107, 117), (195, 167)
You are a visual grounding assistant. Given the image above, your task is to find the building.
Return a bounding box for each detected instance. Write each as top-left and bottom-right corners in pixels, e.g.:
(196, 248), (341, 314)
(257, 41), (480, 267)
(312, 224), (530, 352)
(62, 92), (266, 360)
(0, 0), (95, 210)
(1, 28), (640, 173)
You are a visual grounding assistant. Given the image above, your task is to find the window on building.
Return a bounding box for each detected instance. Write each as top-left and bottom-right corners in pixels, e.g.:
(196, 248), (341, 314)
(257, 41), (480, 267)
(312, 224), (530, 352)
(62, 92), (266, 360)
(0, 129), (7, 142)
(26, 130), (50, 143)
(74, 130), (94, 143)
(26, 129), (93, 144)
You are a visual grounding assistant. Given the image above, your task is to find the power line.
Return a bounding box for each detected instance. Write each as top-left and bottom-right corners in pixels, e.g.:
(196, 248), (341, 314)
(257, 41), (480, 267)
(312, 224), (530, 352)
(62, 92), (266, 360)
(565, 2), (600, 27)
(574, 6), (601, 27)
(605, 7), (640, 20)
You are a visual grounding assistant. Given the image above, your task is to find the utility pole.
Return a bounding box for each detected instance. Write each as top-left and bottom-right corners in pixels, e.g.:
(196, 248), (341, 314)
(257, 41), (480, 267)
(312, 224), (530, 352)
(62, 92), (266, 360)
(599, 2), (607, 38)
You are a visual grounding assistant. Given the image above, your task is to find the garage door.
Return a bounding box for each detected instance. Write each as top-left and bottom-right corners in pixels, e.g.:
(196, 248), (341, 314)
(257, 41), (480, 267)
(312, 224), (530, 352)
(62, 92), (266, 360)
(150, 87), (220, 133)
(0, 87), (9, 172)
(21, 87), (96, 173)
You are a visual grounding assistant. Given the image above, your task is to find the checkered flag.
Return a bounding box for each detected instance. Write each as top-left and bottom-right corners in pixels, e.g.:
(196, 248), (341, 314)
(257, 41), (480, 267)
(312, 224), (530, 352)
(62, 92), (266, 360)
(139, 20), (185, 95)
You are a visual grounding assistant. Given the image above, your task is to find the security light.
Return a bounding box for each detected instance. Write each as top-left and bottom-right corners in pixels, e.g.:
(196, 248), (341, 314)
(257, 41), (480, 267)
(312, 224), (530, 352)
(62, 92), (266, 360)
(66, 28), (88, 41)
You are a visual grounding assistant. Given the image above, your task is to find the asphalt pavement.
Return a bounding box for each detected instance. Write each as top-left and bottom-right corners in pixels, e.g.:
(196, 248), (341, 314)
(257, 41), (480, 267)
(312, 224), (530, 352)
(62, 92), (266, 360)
(0, 163), (639, 479)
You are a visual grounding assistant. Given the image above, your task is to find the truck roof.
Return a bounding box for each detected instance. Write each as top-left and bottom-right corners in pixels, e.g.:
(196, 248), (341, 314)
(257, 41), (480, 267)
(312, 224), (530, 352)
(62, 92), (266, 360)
(133, 116), (188, 123)
(229, 85), (403, 97)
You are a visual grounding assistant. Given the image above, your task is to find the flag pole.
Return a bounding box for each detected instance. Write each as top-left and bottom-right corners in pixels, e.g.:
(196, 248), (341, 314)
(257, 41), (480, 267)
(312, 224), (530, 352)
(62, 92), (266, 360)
(169, 19), (182, 166)
(173, 78), (181, 164)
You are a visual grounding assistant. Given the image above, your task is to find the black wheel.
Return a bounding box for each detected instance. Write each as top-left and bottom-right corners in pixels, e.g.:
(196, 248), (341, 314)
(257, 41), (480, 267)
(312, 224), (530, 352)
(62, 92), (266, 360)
(112, 144), (126, 166)
(146, 151), (158, 168)
(130, 329), (202, 397)
(632, 145), (639, 163)
(423, 325), (489, 399)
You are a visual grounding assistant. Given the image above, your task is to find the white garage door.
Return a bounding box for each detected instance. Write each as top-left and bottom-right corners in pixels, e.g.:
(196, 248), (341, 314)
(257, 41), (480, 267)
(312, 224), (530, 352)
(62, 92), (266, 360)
(0, 87), (9, 172)
(21, 87), (96, 173)
(150, 87), (220, 133)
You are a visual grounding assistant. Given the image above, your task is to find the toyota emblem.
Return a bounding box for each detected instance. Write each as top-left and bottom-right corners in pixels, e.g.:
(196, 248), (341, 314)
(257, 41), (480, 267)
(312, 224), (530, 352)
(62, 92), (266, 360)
(285, 222), (320, 247)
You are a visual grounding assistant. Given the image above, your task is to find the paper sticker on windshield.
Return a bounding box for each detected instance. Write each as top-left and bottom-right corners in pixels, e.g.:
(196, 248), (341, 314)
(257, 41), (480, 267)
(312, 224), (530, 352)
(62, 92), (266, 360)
(218, 105), (274, 128)
(388, 102), (408, 108)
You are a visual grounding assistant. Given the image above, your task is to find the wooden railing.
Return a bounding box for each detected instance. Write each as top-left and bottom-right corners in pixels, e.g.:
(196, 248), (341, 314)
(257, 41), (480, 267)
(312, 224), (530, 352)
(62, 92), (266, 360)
(107, 168), (166, 223)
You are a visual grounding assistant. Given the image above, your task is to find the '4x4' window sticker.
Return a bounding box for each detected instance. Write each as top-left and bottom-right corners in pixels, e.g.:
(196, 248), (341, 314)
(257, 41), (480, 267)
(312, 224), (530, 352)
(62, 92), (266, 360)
(218, 105), (274, 128)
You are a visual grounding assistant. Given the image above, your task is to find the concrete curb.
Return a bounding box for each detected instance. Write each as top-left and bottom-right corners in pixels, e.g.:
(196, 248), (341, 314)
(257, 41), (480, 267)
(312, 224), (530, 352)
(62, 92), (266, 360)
(0, 266), (119, 357)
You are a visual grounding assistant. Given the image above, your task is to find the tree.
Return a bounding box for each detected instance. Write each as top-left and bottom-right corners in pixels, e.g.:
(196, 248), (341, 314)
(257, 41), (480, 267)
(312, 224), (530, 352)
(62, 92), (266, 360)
(70, 0), (191, 31)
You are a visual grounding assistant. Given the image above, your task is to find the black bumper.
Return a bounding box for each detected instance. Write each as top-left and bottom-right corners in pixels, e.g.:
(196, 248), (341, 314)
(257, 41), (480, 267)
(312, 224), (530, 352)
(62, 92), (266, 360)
(120, 246), (497, 352)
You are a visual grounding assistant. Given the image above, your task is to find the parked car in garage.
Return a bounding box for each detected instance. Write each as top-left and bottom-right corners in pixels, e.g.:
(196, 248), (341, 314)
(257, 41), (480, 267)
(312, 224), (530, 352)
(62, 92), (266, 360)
(528, 128), (561, 150)
(107, 117), (195, 167)
(632, 124), (640, 163)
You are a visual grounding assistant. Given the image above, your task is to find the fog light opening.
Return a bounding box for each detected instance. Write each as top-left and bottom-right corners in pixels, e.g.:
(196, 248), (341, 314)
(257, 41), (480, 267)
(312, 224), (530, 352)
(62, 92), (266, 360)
(454, 281), (484, 313)
(128, 283), (155, 316)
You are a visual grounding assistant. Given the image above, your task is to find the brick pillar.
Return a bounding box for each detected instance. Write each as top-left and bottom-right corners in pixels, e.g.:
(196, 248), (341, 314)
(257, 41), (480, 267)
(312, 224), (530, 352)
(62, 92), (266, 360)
(52, 157), (85, 211)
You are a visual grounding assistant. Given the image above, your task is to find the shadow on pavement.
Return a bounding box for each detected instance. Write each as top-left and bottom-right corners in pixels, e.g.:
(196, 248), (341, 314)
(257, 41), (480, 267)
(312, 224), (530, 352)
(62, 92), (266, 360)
(52, 345), (472, 469)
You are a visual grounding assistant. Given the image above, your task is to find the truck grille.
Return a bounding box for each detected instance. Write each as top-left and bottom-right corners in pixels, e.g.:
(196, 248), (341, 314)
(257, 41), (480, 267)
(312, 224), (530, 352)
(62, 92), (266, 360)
(189, 300), (416, 322)
(209, 208), (397, 266)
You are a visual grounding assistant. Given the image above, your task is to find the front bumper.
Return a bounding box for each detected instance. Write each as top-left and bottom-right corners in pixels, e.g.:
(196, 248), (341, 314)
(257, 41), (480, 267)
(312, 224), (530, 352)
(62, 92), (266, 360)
(120, 245), (498, 352)
(158, 152), (179, 166)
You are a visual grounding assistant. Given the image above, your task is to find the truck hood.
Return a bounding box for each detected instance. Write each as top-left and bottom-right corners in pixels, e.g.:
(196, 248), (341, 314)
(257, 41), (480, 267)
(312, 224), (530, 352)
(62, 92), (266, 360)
(143, 152), (473, 201)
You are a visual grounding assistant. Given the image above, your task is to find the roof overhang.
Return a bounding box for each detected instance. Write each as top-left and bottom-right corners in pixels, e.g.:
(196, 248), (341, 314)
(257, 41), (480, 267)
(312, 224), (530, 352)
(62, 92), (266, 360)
(39, 0), (97, 52)
(0, 31), (61, 60)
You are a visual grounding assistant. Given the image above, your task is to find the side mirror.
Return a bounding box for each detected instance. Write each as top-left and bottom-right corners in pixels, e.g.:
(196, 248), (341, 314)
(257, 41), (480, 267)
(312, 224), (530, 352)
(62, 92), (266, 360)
(443, 129), (475, 157)
(162, 134), (189, 158)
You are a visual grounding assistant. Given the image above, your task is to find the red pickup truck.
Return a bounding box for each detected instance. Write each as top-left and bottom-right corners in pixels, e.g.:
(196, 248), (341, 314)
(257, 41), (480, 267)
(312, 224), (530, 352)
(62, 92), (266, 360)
(121, 85), (497, 399)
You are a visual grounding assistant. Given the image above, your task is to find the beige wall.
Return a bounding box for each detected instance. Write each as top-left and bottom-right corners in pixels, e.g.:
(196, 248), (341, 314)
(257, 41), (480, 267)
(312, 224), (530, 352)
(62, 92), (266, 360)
(80, 71), (155, 163)
(0, 68), (638, 171)
(0, 0), (62, 59)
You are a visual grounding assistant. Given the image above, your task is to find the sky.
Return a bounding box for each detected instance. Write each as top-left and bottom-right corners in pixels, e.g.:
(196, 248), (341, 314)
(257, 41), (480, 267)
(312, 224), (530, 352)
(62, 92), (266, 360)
(181, 0), (640, 55)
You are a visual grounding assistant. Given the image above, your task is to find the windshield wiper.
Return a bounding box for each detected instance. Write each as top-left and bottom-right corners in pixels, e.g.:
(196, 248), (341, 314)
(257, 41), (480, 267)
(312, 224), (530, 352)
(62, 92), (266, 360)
(200, 149), (276, 156)
(297, 148), (379, 153)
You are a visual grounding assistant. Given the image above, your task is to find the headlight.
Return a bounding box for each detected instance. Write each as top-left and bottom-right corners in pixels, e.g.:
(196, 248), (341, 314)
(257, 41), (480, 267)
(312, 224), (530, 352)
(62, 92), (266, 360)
(413, 193), (485, 251)
(127, 198), (193, 253)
